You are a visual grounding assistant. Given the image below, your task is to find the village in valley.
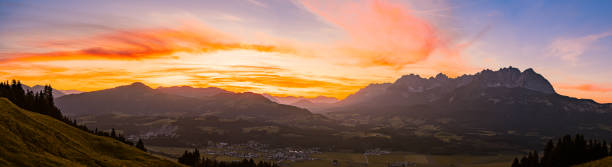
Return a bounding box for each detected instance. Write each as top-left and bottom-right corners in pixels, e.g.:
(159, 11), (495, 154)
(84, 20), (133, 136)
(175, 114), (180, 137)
(147, 141), (425, 167)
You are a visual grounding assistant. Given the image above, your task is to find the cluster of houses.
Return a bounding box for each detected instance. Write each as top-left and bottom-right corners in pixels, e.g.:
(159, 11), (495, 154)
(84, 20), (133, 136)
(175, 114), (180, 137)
(364, 148), (391, 155)
(203, 141), (320, 162)
(200, 142), (418, 166)
(387, 161), (417, 167)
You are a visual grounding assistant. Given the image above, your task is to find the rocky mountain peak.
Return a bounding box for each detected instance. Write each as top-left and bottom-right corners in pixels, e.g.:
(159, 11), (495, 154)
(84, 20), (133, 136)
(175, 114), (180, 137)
(394, 74), (425, 83)
(474, 67), (555, 94)
(391, 73), (453, 93)
(523, 68), (536, 74)
(517, 68), (556, 94)
(395, 74), (425, 82)
(435, 73), (449, 80)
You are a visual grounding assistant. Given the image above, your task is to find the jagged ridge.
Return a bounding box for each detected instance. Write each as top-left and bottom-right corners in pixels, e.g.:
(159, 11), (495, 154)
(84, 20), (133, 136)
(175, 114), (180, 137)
(341, 66), (556, 105)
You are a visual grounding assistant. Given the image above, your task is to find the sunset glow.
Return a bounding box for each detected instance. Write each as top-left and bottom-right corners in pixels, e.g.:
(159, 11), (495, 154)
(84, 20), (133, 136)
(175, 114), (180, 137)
(0, 0), (611, 102)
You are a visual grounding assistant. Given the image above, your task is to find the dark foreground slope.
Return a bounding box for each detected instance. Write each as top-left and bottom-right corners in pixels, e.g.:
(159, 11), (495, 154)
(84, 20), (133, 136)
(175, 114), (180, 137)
(0, 98), (183, 167)
(575, 156), (612, 167)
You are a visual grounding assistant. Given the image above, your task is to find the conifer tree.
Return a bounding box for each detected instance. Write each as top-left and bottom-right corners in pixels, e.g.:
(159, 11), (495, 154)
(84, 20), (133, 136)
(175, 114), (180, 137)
(512, 134), (611, 167)
(511, 158), (520, 167)
(110, 128), (116, 138)
(136, 139), (146, 152)
(178, 149), (278, 167)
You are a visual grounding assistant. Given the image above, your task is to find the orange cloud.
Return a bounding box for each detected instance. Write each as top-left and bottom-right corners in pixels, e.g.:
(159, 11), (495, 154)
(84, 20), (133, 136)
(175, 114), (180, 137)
(560, 84), (612, 93)
(0, 66), (137, 92)
(201, 74), (363, 98)
(145, 66), (363, 98)
(0, 1), (484, 100)
(3, 26), (291, 63)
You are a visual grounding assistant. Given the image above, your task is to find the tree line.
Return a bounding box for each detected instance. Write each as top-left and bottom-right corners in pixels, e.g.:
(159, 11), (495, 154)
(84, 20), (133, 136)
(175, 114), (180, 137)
(178, 148), (279, 167)
(0, 80), (62, 119)
(0, 80), (146, 152)
(512, 134), (610, 167)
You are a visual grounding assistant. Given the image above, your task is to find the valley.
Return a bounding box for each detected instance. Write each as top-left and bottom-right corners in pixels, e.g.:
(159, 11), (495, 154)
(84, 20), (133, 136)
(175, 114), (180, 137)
(147, 144), (516, 167)
(57, 67), (612, 156)
(3, 1), (612, 166)
(2, 67), (612, 167)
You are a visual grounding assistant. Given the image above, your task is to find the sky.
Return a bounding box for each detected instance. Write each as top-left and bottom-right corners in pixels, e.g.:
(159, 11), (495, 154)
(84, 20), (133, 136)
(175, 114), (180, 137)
(0, 0), (611, 102)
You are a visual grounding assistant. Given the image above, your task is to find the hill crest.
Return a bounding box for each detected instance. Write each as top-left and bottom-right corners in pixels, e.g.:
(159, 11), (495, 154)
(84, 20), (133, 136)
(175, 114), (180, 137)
(0, 98), (182, 167)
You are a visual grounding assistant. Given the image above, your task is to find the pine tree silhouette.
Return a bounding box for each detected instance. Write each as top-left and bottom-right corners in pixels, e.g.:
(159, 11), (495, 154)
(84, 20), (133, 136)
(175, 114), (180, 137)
(178, 149), (279, 167)
(511, 134), (610, 167)
(110, 128), (117, 138)
(136, 139), (146, 152)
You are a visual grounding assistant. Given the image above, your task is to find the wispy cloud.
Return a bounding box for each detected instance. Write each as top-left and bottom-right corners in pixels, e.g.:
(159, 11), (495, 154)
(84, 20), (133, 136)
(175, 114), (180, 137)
(2, 24), (292, 63)
(560, 84), (612, 93)
(246, 0), (267, 8)
(549, 31), (612, 64)
(217, 13), (244, 22)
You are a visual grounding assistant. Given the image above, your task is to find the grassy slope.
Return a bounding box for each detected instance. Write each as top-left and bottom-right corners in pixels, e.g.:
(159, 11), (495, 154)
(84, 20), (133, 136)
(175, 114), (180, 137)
(574, 156), (612, 167)
(0, 98), (184, 167)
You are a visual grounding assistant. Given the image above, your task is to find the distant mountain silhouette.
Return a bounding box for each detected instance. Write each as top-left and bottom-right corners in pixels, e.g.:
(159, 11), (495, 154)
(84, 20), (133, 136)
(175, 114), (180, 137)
(262, 94), (339, 112)
(291, 99), (317, 108)
(57, 89), (83, 95)
(56, 82), (318, 122)
(21, 84), (83, 98)
(22, 84), (65, 97)
(56, 82), (201, 116)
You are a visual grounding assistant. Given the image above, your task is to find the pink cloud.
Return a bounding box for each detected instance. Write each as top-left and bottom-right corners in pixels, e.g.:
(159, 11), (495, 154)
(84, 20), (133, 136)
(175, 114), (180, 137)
(299, 0), (439, 67)
(549, 31), (612, 64)
(298, 0), (478, 73)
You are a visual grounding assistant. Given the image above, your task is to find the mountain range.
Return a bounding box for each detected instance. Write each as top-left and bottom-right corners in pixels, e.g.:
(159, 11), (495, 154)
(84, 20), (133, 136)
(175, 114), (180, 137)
(325, 67), (612, 148)
(52, 66), (612, 153)
(331, 66), (610, 115)
(338, 66), (557, 107)
(55, 82), (328, 126)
